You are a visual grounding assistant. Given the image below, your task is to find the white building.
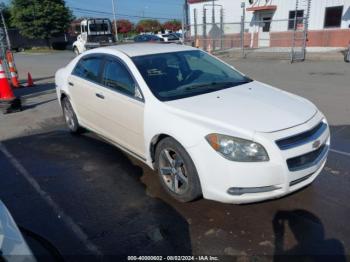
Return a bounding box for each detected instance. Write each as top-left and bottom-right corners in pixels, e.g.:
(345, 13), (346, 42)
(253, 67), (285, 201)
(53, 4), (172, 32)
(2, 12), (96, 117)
(188, 0), (350, 48)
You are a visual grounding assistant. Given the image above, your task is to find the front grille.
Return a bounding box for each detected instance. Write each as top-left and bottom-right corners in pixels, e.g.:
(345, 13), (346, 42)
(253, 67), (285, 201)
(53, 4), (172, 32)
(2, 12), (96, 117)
(276, 121), (327, 150)
(287, 144), (327, 172)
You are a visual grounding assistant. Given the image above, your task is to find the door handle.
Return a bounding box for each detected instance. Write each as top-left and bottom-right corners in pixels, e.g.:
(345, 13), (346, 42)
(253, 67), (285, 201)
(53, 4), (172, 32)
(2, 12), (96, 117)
(95, 93), (105, 99)
(68, 82), (74, 86)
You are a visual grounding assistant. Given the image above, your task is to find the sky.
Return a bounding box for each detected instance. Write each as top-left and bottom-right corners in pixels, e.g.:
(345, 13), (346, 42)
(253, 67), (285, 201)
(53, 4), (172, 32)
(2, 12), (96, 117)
(1, 0), (185, 23)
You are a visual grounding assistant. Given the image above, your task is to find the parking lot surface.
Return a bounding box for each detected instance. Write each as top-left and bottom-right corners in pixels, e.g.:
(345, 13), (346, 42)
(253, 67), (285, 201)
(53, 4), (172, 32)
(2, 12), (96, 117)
(1, 51), (350, 260)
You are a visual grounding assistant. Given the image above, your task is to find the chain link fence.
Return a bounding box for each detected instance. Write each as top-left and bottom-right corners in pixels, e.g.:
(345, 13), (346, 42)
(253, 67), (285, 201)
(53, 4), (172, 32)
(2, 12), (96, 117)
(185, 13), (309, 62)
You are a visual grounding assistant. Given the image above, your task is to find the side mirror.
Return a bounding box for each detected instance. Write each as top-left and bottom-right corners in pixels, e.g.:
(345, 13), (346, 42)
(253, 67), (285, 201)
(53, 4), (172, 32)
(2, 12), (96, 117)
(134, 86), (143, 100)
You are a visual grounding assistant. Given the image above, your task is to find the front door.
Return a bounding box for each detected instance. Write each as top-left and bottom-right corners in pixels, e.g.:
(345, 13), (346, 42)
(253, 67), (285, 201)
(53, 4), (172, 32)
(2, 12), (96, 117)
(96, 56), (145, 158)
(259, 13), (272, 47)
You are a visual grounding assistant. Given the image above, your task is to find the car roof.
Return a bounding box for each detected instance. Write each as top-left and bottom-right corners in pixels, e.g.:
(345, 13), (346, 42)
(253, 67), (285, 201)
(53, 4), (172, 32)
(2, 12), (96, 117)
(103, 43), (197, 57)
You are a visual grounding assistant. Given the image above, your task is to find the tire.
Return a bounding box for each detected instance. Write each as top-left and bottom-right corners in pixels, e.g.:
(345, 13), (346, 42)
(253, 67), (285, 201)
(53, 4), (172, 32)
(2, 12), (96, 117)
(73, 47), (80, 56)
(344, 50), (350, 63)
(155, 137), (202, 202)
(61, 97), (82, 134)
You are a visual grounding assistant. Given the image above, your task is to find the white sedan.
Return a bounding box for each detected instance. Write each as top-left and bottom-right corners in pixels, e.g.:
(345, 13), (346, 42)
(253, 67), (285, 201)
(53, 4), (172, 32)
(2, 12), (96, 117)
(55, 43), (330, 204)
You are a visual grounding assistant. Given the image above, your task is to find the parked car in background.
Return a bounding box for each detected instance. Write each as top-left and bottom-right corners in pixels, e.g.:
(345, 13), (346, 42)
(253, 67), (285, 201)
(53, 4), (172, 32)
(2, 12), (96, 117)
(157, 33), (182, 44)
(55, 43), (330, 204)
(122, 36), (135, 43)
(134, 34), (164, 43)
(172, 32), (183, 39)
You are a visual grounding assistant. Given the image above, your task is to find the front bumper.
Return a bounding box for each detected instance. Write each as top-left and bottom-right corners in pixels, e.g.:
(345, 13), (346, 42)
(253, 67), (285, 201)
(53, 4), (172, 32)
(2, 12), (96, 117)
(187, 112), (330, 204)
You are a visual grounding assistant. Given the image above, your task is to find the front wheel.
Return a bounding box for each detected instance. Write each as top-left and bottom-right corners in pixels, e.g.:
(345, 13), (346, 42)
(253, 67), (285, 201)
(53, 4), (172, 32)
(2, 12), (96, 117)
(155, 137), (202, 202)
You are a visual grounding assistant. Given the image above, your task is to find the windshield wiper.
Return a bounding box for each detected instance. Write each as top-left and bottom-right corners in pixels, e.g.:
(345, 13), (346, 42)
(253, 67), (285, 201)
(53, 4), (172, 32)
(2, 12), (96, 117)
(159, 80), (252, 97)
(178, 80), (251, 92)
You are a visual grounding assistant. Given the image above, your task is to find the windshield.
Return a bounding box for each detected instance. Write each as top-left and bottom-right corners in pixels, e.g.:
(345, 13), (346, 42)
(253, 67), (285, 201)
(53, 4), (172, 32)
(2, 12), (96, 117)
(88, 21), (110, 33)
(132, 50), (252, 101)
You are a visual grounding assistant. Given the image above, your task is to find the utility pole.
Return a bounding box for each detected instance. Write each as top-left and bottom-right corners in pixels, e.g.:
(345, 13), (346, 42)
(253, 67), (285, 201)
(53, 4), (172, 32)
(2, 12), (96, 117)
(184, 0), (189, 27)
(241, 1), (246, 58)
(111, 0), (119, 42)
(142, 6), (148, 18)
(182, 3), (185, 43)
(212, 0), (215, 24)
(211, 0), (215, 50)
(220, 7), (223, 50)
(183, 0), (188, 43)
(203, 8), (207, 51)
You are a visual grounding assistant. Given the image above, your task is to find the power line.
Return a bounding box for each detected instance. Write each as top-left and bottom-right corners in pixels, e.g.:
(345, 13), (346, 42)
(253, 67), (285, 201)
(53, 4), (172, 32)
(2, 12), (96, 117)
(139, 0), (183, 6)
(67, 0), (183, 7)
(71, 7), (180, 20)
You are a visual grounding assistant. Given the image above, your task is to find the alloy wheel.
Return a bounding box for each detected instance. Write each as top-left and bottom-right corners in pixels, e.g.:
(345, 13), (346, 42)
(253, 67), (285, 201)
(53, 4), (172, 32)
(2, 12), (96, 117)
(63, 101), (75, 130)
(158, 148), (189, 194)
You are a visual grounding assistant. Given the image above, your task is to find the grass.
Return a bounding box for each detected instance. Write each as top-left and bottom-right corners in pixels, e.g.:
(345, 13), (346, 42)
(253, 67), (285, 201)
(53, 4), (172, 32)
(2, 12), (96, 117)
(22, 47), (65, 54)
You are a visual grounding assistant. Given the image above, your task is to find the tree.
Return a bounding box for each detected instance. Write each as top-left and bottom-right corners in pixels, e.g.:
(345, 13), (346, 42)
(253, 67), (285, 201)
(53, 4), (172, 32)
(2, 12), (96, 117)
(116, 19), (133, 36)
(163, 19), (182, 32)
(136, 19), (162, 33)
(0, 3), (12, 28)
(10, 0), (73, 47)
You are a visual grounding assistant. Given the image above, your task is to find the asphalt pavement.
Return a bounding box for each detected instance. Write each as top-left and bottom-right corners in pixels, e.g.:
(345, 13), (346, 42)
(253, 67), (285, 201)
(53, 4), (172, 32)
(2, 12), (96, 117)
(0, 50), (350, 261)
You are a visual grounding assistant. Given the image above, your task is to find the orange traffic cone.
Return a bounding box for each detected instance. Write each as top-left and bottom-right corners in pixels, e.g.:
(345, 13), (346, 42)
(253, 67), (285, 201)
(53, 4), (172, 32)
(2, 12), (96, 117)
(6, 50), (21, 88)
(0, 59), (21, 114)
(0, 60), (15, 100)
(27, 72), (34, 87)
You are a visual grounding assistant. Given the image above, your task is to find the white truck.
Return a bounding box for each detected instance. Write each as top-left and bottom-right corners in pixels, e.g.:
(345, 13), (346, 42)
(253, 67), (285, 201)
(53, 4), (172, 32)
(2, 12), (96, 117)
(72, 18), (115, 55)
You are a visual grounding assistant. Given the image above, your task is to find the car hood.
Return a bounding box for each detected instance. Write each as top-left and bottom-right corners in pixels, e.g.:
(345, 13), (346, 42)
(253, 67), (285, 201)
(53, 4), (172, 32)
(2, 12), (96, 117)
(164, 81), (317, 133)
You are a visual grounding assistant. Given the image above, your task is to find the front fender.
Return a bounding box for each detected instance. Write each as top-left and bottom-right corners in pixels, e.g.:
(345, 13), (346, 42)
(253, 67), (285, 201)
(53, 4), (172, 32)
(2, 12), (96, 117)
(144, 102), (254, 166)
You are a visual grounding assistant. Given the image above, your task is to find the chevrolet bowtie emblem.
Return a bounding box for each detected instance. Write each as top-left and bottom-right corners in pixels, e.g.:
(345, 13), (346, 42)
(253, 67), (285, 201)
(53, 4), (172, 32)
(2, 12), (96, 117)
(312, 140), (321, 149)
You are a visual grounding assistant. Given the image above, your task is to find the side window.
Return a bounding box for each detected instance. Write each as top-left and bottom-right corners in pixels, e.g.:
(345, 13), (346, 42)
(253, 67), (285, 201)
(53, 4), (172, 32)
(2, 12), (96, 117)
(288, 10), (304, 30)
(72, 56), (102, 83)
(102, 59), (136, 97)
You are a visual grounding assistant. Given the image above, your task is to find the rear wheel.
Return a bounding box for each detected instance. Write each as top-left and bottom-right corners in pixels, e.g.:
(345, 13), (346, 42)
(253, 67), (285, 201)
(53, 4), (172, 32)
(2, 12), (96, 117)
(73, 47), (80, 56)
(61, 97), (81, 134)
(155, 137), (202, 202)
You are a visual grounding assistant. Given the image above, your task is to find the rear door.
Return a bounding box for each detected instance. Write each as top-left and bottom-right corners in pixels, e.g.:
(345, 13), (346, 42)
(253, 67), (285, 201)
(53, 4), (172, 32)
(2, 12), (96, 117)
(68, 55), (104, 130)
(93, 55), (145, 158)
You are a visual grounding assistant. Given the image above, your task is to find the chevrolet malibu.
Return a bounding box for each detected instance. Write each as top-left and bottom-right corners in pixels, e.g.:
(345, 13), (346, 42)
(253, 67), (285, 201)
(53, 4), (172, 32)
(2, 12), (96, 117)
(55, 43), (330, 204)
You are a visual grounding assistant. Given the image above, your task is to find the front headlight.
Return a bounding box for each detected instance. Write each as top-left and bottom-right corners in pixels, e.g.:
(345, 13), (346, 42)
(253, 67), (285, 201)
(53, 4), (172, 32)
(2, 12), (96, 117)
(205, 133), (269, 162)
